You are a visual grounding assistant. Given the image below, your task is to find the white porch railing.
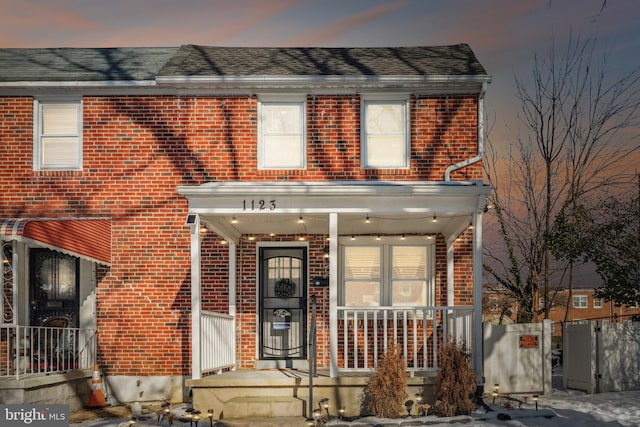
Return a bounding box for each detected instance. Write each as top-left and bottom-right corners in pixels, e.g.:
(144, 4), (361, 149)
(200, 310), (235, 375)
(1, 325), (97, 380)
(336, 306), (474, 374)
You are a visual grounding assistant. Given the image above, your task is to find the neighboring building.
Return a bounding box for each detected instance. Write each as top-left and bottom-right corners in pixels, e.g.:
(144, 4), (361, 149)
(0, 45), (491, 412)
(483, 264), (640, 337)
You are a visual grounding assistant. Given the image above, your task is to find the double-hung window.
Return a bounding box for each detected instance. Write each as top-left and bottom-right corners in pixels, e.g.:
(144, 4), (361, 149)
(361, 95), (410, 169)
(573, 295), (588, 309)
(34, 98), (82, 170)
(258, 96), (306, 169)
(341, 237), (434, 307)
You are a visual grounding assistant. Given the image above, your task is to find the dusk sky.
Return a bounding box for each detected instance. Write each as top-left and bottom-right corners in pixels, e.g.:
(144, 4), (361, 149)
(1, 0), (638, 150)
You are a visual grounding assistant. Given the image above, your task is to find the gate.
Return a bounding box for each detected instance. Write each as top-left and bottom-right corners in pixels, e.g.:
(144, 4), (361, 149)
(483, 320), (553, 394)
(564, 320), (640, 393)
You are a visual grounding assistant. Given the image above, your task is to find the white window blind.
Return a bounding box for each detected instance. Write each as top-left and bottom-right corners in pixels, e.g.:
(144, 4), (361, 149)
(259, 101), (306, 169)
(35, 101), (82, 169)
(362, 99), (408, 168)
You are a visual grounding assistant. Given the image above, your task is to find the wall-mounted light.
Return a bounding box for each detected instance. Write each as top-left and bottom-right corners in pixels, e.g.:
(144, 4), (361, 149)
(323, 246), (330, 258)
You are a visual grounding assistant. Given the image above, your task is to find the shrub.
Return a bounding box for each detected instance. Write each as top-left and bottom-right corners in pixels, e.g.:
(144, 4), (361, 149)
(434, 340), (477, 417)
(366, 343), (407, 418)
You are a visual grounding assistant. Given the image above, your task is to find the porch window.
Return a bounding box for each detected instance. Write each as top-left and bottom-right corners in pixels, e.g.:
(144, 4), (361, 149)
(34, 99), (82, 170)
(341, 238), (434, 307)
(361, 95), (409, 169)
(258, 96), (306, 169)
(573, 295), (588, 309)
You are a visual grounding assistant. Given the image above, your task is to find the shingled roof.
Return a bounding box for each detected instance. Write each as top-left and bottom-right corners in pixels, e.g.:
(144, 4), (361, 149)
(0, 47), (178, 82)
(0, 44), (488, 85)
(158, 44), (487, 77)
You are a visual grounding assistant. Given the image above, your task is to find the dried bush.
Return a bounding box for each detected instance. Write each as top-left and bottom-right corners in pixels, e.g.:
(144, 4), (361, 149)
(434, 340), (477, 417)
(365, 344), (407, 418)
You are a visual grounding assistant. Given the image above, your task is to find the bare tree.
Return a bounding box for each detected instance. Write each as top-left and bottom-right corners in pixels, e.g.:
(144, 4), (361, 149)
(484, 34), (640, 323)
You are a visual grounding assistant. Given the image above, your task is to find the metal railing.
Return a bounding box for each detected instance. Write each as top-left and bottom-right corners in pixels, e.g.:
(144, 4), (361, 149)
(1, 325), (97, 380)
(200, 310), (235, 375)
(336, 306), (474, 374)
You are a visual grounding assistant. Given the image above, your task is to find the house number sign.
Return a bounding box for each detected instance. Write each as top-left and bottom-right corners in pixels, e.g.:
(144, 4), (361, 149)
(242, 200), (276, 211)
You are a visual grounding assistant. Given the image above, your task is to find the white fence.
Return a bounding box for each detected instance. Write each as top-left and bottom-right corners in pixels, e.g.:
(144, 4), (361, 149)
(1, 325), (97, 379)
(483, 320), (553, 394)
(565, 320), (640, 393)
(200, 310), (235, 375)
(336, 306), (474, 374)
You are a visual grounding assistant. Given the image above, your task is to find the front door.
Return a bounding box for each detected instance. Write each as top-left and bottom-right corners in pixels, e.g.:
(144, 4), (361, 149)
(259, 247), (307, 364)
(29, 248), (79, 327)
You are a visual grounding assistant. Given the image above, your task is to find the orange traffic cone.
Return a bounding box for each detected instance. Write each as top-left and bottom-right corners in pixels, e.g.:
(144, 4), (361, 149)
(87, 364), (107, 408)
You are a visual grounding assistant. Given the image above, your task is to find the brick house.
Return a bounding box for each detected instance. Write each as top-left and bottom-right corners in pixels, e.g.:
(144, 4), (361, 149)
(0, 45), (491, 415)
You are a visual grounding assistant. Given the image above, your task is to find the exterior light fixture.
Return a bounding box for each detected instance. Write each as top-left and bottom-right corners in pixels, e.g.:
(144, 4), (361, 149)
(247, 236), (255, 241)
(321, 397), (330, 418)
(401, 234), (406, 240)
(376, 235), (381, 240)
(339, 406), (345, 420)
(298, 216), (304, 224)
(492, 384), (499, 404)
(323, 246), (330, 258)
(432, 214), (438, 223)
(365, 215), (371, 224)
(207, 409), (214, 427)
(404, 400), (414, 417)
(312, 408), (322, 422)
(533, 394), (539, 411)
(350, 235), (355, 241)
(231, 216), (238, 224)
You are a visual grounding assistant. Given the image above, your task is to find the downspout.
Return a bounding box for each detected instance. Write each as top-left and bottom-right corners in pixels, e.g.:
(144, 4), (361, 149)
(444, 82), (487, 181)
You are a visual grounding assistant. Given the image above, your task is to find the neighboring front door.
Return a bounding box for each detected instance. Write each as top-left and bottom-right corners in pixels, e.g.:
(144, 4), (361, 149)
(259, 247), (307, 366)
(30, 248), (79, 327)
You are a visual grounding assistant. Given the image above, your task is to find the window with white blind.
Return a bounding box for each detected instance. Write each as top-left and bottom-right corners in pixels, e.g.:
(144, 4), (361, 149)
(34, 99), (82, 170)
(361, 96), (409, 169)
(341, 237), (434, 307)
(258, 97), (306, 169)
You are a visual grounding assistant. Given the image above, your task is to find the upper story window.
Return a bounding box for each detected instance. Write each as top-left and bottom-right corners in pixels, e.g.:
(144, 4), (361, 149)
(34, 99), (82, 170)
(361, 95), (410, 169)
(340, 236), (434, 307)
(593, 298), (603, 309)
(258, 96), (306, 170)
(573, 295), (588, 309)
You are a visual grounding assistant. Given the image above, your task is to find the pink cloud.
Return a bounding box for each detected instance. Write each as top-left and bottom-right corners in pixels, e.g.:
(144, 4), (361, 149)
(291, 0), (412, 46)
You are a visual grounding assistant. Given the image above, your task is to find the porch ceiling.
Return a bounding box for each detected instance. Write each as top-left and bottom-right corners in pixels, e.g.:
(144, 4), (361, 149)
(201, 212), (472, 239)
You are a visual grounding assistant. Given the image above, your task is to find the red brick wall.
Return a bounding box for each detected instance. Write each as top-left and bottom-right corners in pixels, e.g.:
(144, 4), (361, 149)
(1, 93), (481, 375)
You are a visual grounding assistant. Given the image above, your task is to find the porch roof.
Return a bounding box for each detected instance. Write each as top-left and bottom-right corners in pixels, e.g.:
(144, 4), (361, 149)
(178, 181), (490, 242)
(0, 218), (111, 265)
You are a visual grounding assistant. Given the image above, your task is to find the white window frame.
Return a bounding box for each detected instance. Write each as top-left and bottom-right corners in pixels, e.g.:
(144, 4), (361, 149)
(257, 95), (307, 170)
(33, 98), (83, 170)
(573, 295), (588, 309)
(361, 94), (410, 169)
(339, 236), (434, 307)
(593, 297), (603, 309)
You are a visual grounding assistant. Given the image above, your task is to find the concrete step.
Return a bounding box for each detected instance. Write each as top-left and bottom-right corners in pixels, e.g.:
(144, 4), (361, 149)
(216, 416), (308, 427)
(223, 396), (305, 419)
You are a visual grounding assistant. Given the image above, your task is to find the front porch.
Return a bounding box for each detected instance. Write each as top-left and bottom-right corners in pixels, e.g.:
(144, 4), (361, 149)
(0, 324), (97, 410)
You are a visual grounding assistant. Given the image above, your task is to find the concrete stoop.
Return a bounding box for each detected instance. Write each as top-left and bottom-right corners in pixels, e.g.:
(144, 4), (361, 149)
(216, 416), (307, 427)
(224, 396), (305, 418)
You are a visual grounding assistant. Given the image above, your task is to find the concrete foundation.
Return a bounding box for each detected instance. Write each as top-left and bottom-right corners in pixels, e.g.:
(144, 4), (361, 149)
(0, 370), (91, 411)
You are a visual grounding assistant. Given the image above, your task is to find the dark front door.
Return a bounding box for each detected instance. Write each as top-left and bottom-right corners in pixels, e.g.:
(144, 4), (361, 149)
(30, 249), (79, 327)
(259, 247), (307, 361)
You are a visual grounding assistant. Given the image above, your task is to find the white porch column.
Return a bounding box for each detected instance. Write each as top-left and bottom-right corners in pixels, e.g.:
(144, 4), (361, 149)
(329, 212), (339, 378)
(228, 241), (237, 317)
(189, 215), (202, 380)
(472, 209), (484, 387)
(446, 239), (455, 307)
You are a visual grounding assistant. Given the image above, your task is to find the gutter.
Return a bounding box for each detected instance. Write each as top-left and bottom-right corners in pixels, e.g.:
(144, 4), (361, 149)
(444, 81), (488, 181)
